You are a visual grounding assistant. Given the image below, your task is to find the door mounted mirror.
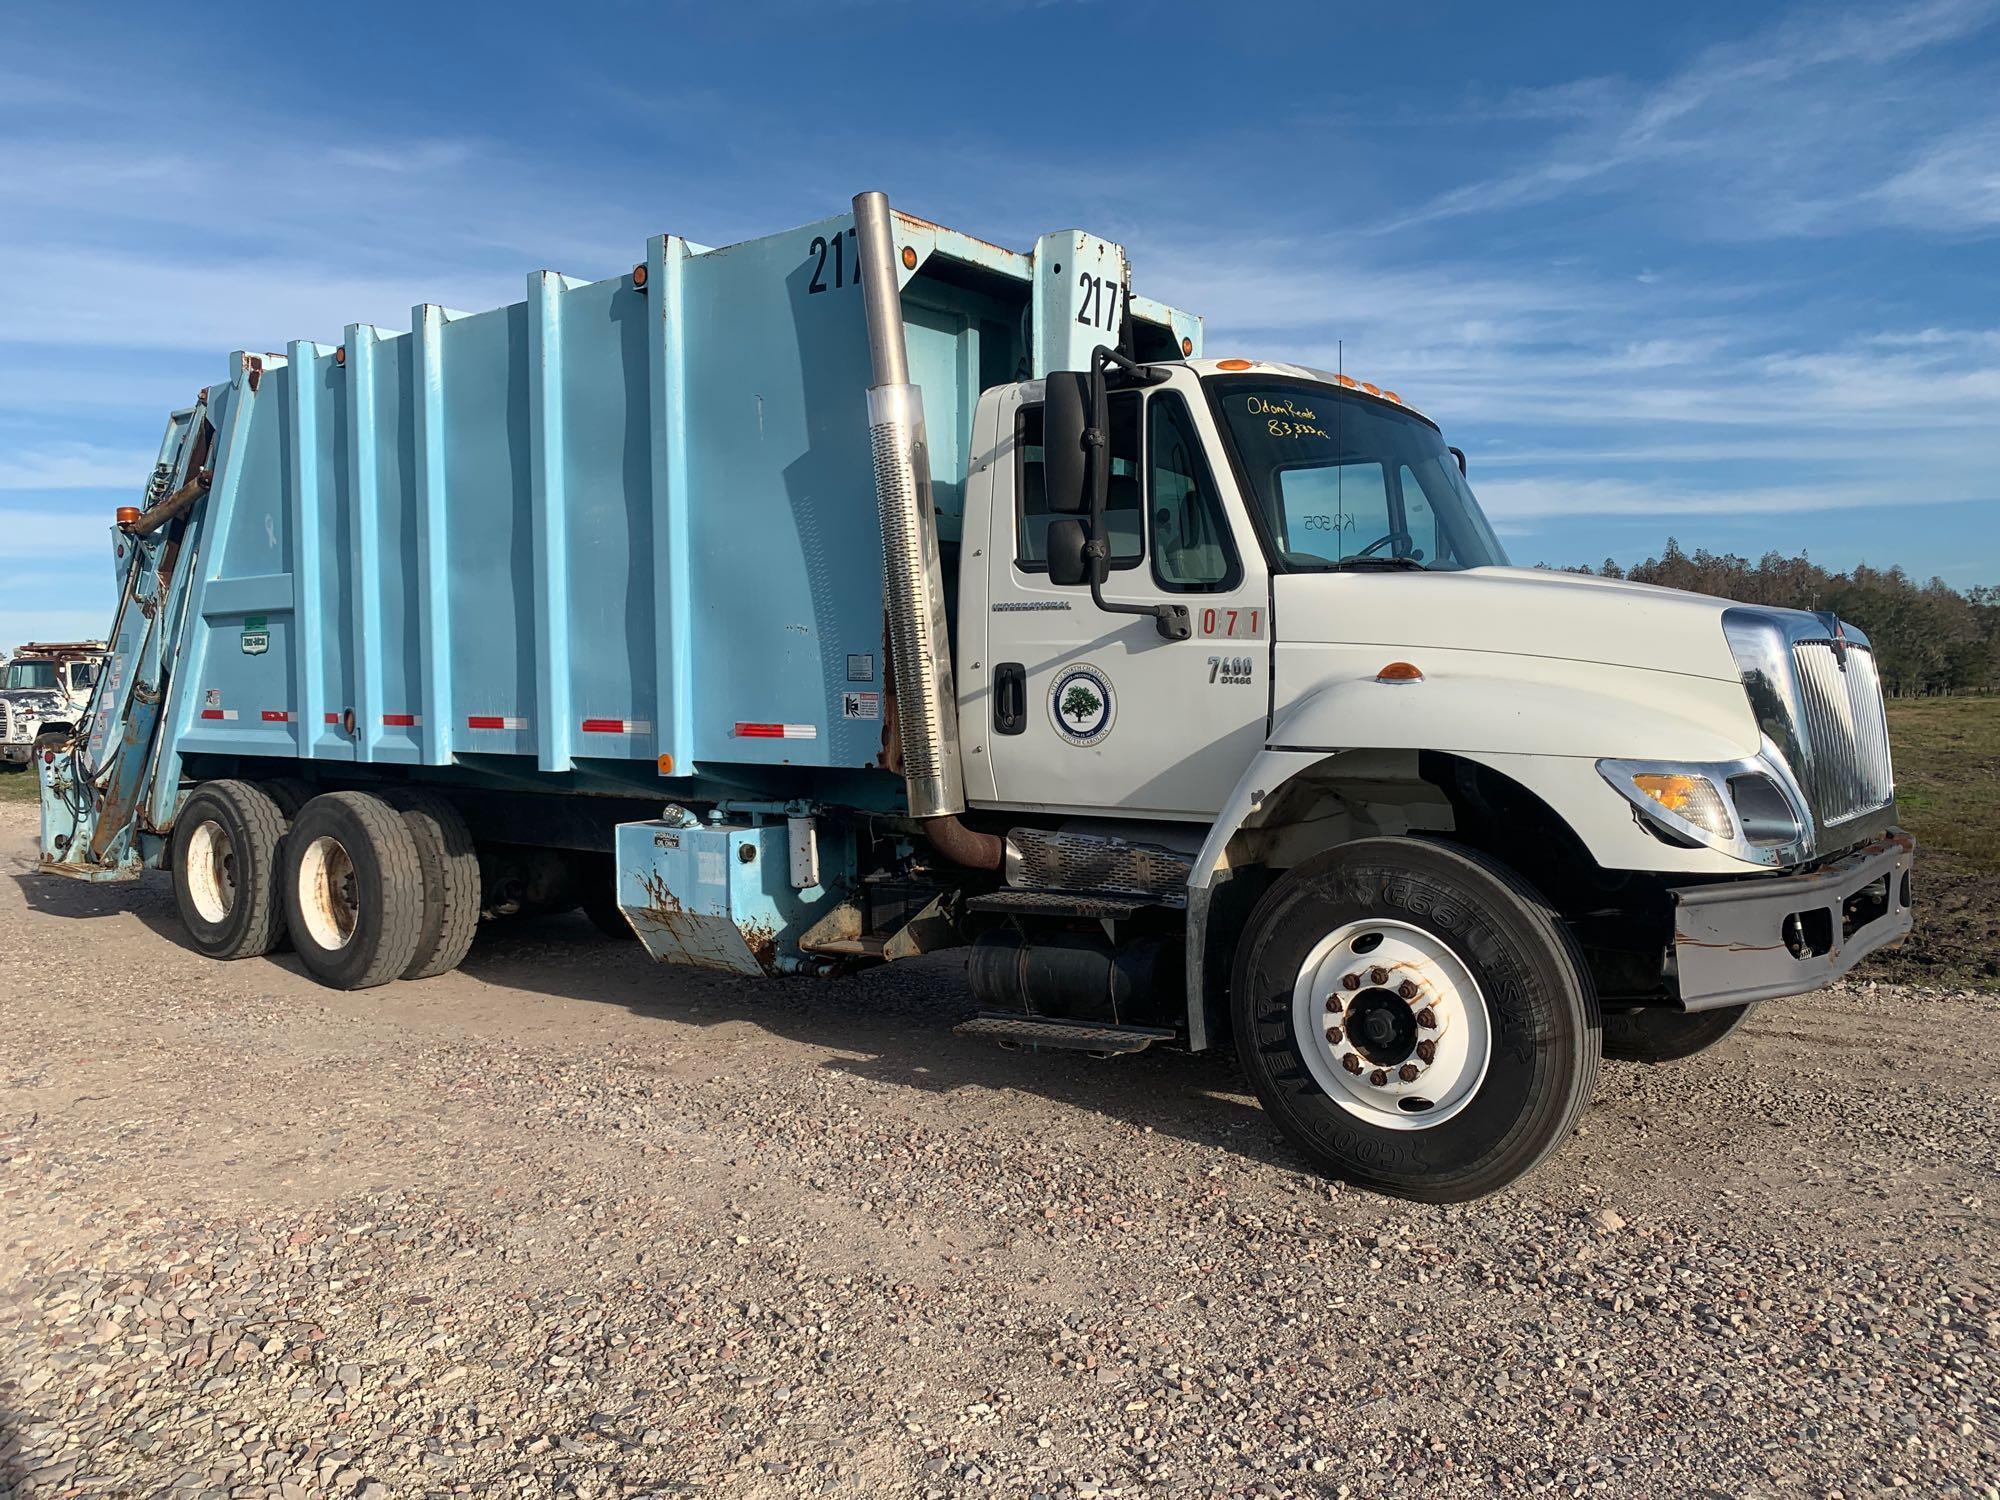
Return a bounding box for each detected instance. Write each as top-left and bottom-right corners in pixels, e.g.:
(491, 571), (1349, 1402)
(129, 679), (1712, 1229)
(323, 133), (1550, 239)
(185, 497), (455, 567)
(1047, 517), (1093, 587)
(1042, 372), (1092, 516)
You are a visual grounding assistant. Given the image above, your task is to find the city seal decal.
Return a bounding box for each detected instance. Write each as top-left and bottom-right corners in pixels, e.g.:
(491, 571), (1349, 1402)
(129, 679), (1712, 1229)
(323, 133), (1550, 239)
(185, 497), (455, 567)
(1048, 662), (1115, 747)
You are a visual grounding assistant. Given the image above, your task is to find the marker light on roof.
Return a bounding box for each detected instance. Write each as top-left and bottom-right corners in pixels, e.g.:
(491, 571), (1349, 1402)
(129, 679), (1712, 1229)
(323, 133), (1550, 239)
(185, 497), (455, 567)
(1217, 358), (1253, 370)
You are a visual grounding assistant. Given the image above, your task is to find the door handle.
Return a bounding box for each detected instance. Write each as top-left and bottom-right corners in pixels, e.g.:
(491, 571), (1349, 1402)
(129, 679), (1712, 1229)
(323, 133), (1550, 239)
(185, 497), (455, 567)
(993, 662), (1026, 735)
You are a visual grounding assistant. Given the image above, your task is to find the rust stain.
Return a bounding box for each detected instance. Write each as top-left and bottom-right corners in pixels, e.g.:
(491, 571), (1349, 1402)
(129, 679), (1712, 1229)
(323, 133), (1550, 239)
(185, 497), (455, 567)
(737, 918), (779, 973)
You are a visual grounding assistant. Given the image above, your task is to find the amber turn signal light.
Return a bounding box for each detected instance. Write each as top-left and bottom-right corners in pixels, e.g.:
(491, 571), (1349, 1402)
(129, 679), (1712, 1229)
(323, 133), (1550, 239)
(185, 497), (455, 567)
(1376, 662), (1424, 683)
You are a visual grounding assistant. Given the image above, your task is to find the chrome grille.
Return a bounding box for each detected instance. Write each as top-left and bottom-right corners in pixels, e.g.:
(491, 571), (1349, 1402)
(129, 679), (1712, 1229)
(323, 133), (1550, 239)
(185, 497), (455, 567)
(1790, 641), (1894, 826)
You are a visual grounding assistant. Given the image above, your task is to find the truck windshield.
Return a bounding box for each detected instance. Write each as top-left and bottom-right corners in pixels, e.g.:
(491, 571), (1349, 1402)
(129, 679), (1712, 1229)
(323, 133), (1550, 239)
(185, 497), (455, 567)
(1205, 377), (1508, 572)
(5, 662), (59, 690)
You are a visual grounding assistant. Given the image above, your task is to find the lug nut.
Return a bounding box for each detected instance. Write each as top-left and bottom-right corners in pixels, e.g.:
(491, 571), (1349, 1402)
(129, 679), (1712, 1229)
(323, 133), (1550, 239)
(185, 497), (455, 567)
(1325, 1025), (1343, 1045)
(1398, 979), (1419, 1000)
(1399, 1063), (1420, 1082)
(1416, 1039), (1436, 1063)
(1416, 1007), (1437, 1029)
(1369, 1068), (1389, 1087)
(1341, 973), (1361, 992)
(1342, 1053), (1363, 1075)
(1369, 966), (1388, 986)
(1325, 995), (1343, 1013)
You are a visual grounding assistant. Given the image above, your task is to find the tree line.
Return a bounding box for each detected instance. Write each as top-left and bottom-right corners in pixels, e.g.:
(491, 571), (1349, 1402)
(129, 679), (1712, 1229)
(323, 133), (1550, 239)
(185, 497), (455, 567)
(1563, 540), (1999, 697)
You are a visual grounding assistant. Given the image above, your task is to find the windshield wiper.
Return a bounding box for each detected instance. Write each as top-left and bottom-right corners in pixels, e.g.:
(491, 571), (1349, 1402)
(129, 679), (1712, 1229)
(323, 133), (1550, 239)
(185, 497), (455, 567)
(1325, 554), (1429, 572)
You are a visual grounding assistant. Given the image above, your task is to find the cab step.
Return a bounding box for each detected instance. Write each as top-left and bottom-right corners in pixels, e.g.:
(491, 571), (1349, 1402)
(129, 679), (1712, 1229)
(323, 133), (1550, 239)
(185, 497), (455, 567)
(1006, 827), (1193, 900)
(955, 1012), (1178, 1055)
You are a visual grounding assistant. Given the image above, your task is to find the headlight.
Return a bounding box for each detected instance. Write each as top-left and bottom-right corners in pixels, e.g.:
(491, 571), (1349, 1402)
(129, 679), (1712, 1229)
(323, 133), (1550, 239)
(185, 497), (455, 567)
(1598, 755), (1808, 865)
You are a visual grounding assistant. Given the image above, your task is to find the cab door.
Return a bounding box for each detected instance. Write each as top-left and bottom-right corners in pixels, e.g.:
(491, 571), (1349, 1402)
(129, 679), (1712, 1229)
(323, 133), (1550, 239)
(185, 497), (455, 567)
(977, 371), (1270, 820)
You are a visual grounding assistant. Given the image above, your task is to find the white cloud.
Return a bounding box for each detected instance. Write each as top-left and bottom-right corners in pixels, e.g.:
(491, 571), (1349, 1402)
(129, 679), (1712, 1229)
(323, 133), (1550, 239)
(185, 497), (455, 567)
(1, 444), (155, 491)
(1877, 122), (2000, 229)
(0, 608), (115, 651)
(1474, 475), (1997, 521)
(1378, 0), (2000, 241)
(0, 505), (114, 560)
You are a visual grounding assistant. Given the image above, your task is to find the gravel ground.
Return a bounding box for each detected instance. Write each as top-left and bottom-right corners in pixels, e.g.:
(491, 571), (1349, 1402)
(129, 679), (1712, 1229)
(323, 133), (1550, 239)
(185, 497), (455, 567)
(1, 801), (1995, 1498)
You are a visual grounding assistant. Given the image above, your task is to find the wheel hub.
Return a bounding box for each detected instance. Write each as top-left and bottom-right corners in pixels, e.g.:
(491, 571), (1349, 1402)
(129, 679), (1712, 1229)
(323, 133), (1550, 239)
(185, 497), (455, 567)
(184, 819), (237, 925)
(1293, 920), (1492, 1129)
(298, 835), (360, 952)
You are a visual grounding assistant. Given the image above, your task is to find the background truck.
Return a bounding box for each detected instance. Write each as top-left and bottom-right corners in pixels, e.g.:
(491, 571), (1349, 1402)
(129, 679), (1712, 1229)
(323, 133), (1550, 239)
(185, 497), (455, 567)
(36, 192), (1912, 1202)
(2, 640), (107, 769)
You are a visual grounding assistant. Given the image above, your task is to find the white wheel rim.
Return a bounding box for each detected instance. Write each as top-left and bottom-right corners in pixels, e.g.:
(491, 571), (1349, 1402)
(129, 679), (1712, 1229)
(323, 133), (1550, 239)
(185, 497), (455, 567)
(297, 835), (359, 952)
(185, 819), (236, 925)
(1292, 918), (1492, 1130)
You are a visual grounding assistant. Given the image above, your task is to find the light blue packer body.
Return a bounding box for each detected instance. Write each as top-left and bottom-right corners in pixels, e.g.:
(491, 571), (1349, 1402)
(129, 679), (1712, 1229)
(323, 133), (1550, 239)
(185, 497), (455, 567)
(43, 206), (1201, 972)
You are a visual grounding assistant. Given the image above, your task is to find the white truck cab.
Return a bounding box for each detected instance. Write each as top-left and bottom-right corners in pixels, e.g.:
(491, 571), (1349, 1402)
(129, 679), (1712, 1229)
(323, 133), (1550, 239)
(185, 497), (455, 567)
(1, 642), (107, 769)
(951, 353), (1909, 1199)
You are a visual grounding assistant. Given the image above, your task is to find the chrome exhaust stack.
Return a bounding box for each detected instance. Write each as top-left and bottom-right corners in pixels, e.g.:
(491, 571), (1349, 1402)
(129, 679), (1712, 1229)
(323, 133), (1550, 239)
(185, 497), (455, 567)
(852, 190), (968, 824)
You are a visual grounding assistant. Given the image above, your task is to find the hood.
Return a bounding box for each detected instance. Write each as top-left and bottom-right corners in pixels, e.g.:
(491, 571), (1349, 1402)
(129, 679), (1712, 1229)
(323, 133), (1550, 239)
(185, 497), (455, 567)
(1272, 566), (1743, 683)
(0, 689), (65, 714)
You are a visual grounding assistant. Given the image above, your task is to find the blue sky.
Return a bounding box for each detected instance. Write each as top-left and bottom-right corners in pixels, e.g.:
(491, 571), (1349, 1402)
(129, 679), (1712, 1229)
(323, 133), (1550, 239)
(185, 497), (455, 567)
(3, 0), (1996, 647)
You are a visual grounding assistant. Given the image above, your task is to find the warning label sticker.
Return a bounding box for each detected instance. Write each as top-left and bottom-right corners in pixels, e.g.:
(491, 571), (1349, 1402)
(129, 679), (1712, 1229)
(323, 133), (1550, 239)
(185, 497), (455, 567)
(841, 691), (881, 721)
(846, 653), (875, 683)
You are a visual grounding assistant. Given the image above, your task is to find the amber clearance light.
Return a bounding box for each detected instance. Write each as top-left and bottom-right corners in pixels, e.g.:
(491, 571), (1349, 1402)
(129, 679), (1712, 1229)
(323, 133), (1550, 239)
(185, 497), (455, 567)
(1216, 358), (1253, 370)
(1376, 662), (1424, 684)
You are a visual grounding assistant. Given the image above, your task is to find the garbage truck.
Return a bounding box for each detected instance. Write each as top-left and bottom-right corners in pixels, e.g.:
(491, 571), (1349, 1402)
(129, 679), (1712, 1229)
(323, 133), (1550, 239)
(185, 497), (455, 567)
(37, 192), (1912, 1201)
(2, 640), (108, 768)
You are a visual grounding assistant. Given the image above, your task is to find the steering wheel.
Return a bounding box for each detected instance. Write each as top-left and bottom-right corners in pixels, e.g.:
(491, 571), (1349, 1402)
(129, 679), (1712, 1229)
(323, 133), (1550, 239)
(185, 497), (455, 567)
(1353, 529), (1414, 559)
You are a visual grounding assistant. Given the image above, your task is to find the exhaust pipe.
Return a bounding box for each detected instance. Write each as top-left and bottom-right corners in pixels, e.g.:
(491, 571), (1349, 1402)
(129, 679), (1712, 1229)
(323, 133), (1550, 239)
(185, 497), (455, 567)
(852, 191), (1001, 869)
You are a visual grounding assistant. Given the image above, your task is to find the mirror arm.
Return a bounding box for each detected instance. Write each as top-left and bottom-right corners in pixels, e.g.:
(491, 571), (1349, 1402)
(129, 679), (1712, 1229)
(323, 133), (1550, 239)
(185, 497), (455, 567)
(1075, 344), (1190, 641)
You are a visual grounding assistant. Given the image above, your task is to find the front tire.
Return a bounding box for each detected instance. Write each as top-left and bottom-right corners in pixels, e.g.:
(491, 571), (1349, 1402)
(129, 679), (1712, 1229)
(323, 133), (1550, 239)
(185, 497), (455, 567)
(1232, 838), (1600, 1203)
(1602, 1003), (1755, 1064)
(170, 780), (291, 960)
(283, 791), (425, 990)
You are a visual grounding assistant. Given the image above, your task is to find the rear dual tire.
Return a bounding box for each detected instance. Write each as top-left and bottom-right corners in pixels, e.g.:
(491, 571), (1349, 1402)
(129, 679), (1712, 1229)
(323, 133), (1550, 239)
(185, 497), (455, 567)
(284, 792), (426, 990)
(170, 780), (480, 989)
(1232, 837), (1601, 1203)
(170, 780), (292, 961)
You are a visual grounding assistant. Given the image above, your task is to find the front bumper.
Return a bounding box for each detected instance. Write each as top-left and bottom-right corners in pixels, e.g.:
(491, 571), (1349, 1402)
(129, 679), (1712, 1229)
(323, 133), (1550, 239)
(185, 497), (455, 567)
(1671, 831), (1914, 1010)
(0, 744), (30, 766)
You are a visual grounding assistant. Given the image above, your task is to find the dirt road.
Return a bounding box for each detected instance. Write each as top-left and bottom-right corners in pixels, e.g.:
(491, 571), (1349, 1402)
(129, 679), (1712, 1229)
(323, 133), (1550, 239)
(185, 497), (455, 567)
(1, 802), (1994, 1498)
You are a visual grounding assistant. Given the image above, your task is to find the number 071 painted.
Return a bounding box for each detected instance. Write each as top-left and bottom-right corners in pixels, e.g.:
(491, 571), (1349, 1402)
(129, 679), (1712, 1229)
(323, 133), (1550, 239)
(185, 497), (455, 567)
(1198, 607), (1265, 640)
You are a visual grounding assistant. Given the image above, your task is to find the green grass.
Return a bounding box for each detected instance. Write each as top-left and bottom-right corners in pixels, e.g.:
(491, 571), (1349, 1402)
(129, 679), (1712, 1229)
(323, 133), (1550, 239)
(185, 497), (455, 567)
(0, 767), (41, 804)
(1862, 695), (1999, 988)
(1887, 695), (2000, 874)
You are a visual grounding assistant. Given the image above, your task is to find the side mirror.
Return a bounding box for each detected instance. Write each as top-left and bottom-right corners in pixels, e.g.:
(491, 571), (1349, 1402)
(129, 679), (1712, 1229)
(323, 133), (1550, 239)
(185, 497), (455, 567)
(1047, 518), (1092, 587)
(1042, 371), (1092, 515)
(1449, 446), (1467, 477)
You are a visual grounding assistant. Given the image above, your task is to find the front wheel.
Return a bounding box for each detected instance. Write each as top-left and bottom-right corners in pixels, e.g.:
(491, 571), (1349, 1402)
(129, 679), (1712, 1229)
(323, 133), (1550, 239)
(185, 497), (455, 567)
(1232, 838), (1600, 1203)
(1602, 1003), (1755, 1064)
